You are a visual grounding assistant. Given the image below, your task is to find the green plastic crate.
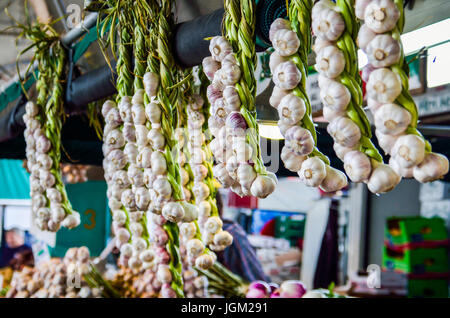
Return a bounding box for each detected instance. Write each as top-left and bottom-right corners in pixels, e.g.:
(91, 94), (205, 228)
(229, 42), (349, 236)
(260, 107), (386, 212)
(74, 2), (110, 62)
(386, 217), (448, 245)
(408, 279), (449, 298)
(383, 246), (449, 274)
(275, 215), (305, 247)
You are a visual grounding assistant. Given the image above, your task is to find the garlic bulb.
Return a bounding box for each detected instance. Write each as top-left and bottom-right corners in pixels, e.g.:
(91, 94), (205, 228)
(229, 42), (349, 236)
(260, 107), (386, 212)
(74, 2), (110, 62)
(151, 151), (167, 175)
(413, 153), (449, 183)
(327, 117), (361, 148)
(195, 254), (215, 270)
(220, 56), (241, 85)
(193, 164), (208, 182)
(122, 123), (136, 143)
(374, 103), (411, 136)
(204, 216), (223, 234)
(145, 102), (161, 124)
(209, 36), (233, 62)
(315, 45), (346, 78)
(186, 239), (205, 258)
(250, 173), (277, 198)
(323, 106), (345, 122)
(319, 80), (351, 111)
(269, 18), (292, 43)
(269, 51), (289, 74)
(273, 61), (302, 90)
(198, 201), (211, 218)
(367, 163), (401, 194)
(272, 28), (300, 57)
(213, 231), (233, 246)
(232, 139), (253, 163)
(206, 84), (223, 106)
(367, 68), (402, 103)
(153, 177), (172, 198)
(202, 56), (221, 81)
(312, 7), (345, 41)
(344, 150), (372, 182)
(391, 134), (425, 168)
(180, 222), (197, 240)
(364, 0), (400, 33)
(148, 129), (165, 150)
(355, 0), (372, 20)
(367, 98), (383, 114)
(366, 34), (401, 68)
(313, 36), (334, 54)
(320, 165), (348, 192)
(105, 129), (125, 149)
(61, 212), (81, 229)
(135, 187), (151, 210)
(212, 163), (234, 187)
(389, 157), (413, 178)
(269, 86), (289, 109)
(136, 147), (153, 168)
(162, 202), (184, 223)
(375, 130), (400, 154)
(143, 72), (159, 97)
(134, 125), (149, 147)
(193, 182), (210, 201)
(222, 85), (241, 112)
(237, 164), (257, 190)
(284, 126), (315, 156)
(131, 104), (146, 125)
(278, 94), (306, 125)
(298, 157), (327, 187)
(281, 146), (305, 172)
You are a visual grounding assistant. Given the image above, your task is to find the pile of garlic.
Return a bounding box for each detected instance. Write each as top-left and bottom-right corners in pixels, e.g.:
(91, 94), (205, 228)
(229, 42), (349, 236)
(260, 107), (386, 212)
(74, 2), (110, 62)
(23, 101), (80, 232)
(6, 247), (100, 298)
(356, 0), (449, 182)
(269, 15), (347, 192)
(312, 0), (401, 194)
(204, 36), (277, 199)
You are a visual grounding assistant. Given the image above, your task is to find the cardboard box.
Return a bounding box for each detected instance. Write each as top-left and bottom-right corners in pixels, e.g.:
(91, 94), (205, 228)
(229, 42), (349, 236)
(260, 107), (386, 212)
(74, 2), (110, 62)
(419, 181), (450, 202)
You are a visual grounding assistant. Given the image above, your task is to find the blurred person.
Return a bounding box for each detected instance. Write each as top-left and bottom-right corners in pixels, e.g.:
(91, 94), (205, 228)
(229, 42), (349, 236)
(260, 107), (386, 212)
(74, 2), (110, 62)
(215, 193), (269, 283)
(0, 228), (33, 268)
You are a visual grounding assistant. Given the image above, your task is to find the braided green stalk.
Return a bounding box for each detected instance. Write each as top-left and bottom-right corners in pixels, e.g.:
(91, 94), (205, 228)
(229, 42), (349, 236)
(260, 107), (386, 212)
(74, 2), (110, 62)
(44, 44), (75, 216)
(224, 0), (267, 175)
(289, 0), (330, 164)
(389, 0), (431, 152)
(335, 0), (383, 162)
(155, 0), (185, 298)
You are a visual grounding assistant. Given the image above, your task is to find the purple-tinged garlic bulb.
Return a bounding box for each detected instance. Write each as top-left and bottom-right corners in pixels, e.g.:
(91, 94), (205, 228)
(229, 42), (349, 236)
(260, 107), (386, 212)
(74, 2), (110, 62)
(364, 0), (400, 34)
(202, 56), (221, 81)
(312, 6), (345, 41)
(209, 36), (233, 62)
(374, 103), (411, 136)
(284, 126), (315, 156)
(281, 146), (305, 172)
(223, 86), (241, 112)
(319, 79), (351, 111)
(344, 150), (372, 182)
(269, 18), (292, 43)
(327, 117), (362, 148)
(269, 86), (289, 109)
(365, 34), (401, 68)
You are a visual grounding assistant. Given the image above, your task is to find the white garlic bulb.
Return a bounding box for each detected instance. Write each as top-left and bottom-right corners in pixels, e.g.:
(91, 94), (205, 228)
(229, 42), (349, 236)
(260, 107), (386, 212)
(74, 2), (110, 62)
(193, 182), (210, 201)
(375, 129), (400, 154)
(281, 146), (305, 172)
(61, 212), (81, 229)
(220, 57), (241, 85)
(312, 7), (345, 41)
(136, 147), (153, 169)
(374, 103), (411, 136)
(162, 202), (185, 223)
(209, 36), (233, 62)
(151, 151), (167, 175)
(237, 164), (257, 190)
(148, 129), (165, 150)
(298, 157), (327, 187)
(153, 177), (172, 198)
(269, 51), (289, 74)
(202, 56), (221, 81)
(320, 165), (348, 192)
(223, 86), (241, 112)
(145, 102), (161, 124)
(315, 45), (346, 79)
(212, 163), (234, 188)
(284, 126), (315, 156)
(180, 222), (197, 240)
(367, 98), (383, 114)
(269, 86), (289, 109)
(269, 18), (292, 43)
(143, 72), (159, 98)
(357, 24), (377, 52)
(278, 94), (306, 125)
(134, 125), (149, 147)
(366, 34), (401, 68)
(413, 152), (449, 183)
(213, 231), (233, 247)
(131, 104), (146, 125)
(355, 0), (372, 20)
(323, 106), (345, 123)
(367, 163), (401, 194)
(327, 117), (361, 148)
(186, 239), (205, 257)
(273, 61), (302, 90)
(320, 79), (351, 111)
(367, 68), (402, 103)
(391, 134), (425, 169)
(195, 254), (215, 270)
(250, 173), (277, 199)
(313, 36), (334, 54)
(344, 150), (372, 182)
(272, 28), (300, 57)
(204, 216), (223, 234)
(389, 157), (413, 178)
(364, 0), (400, 34)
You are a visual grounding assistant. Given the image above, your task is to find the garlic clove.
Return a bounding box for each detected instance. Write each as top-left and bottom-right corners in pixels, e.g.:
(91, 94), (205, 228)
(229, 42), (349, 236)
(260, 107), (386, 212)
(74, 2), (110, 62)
(343, 150), (372, 182)
(298, 157), (327, 187)
(391, 134), (425, 169)
(367, 163), (401, 194)
(413, 152), (449, 183)
(320, 165), (348, 192)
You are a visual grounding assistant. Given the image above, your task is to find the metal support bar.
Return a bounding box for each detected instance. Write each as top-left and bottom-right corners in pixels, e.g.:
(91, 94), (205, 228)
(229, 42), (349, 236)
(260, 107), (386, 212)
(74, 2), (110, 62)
(61, 12), (98, 48)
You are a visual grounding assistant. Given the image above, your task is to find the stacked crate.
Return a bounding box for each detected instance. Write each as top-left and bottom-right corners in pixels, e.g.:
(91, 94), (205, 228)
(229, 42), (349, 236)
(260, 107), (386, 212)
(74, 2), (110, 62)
(383, 217), (449, 298)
